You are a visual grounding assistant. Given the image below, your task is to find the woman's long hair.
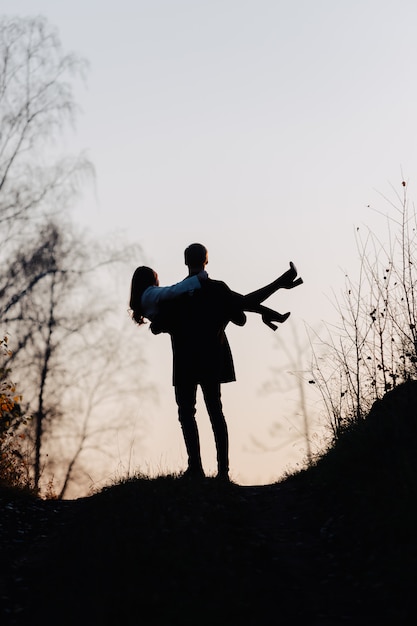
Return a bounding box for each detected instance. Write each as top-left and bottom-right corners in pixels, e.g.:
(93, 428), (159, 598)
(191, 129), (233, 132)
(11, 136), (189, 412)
(129, 266), (157, 325)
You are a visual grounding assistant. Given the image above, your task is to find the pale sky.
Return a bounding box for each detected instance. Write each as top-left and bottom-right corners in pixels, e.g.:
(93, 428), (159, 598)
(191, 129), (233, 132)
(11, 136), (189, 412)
(3, 0), (417, 487)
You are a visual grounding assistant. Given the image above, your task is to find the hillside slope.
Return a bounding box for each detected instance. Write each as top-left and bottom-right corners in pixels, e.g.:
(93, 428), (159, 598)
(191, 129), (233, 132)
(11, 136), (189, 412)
(1, 381), (417, 625)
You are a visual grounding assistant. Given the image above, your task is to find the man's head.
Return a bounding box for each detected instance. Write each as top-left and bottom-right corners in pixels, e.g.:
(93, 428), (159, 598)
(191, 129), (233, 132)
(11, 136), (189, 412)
(184, 243), (208, 273)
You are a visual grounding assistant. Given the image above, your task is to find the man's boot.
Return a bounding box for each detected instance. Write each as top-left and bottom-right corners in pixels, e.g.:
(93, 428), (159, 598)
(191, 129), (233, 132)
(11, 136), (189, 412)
(180, 419), (205, 478)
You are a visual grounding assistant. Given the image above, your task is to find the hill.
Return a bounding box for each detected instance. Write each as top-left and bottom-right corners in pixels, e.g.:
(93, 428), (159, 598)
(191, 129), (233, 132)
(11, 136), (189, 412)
(1, 380), (417, 625)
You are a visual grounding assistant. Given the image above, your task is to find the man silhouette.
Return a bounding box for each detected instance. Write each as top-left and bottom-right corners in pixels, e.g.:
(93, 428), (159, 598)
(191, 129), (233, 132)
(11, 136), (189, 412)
(152, 243), (302, 480)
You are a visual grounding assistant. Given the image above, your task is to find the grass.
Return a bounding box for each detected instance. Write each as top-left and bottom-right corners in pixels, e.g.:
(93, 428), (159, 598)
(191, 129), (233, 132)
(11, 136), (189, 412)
(1, 380), (417, 625)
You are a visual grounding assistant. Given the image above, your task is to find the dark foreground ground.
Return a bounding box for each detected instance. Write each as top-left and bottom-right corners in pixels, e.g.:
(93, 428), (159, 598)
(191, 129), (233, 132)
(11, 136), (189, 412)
(2, 381), (417, 625)
(0, 470), (415, 626)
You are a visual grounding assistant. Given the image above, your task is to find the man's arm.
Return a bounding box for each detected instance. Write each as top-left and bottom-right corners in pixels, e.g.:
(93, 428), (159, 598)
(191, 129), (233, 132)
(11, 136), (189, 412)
(149, 303), (174, 335)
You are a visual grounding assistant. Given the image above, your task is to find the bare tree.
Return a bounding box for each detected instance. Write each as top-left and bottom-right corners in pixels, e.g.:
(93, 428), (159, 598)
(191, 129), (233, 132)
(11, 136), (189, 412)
(0, 16), (90, 241)
(48, 323), (154, 499)
(0, 16), (149, 496)
(2, 216), (146, 495)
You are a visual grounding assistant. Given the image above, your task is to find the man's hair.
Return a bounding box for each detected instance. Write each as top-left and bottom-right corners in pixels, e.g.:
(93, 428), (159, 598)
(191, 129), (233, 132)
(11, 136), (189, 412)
(184, 243), (208, 267)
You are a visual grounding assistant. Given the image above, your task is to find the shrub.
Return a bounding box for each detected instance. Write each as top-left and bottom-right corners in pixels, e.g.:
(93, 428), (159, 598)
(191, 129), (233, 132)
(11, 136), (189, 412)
(0, 335), (31, 490)
(311, 180), (417, 438)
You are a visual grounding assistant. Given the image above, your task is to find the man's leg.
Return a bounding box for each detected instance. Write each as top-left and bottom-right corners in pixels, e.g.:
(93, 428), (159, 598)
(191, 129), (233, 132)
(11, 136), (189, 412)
(201, 382), (229, 478)
(175, 382), (204, 477)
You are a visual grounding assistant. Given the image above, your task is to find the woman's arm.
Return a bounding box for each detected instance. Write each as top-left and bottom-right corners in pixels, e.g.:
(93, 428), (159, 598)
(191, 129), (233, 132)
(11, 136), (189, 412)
(141, 272), (207, 320)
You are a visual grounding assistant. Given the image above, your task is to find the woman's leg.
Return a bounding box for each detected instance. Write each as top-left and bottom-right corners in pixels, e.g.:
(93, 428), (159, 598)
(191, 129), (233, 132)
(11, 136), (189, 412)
(242, 262), (300, 307)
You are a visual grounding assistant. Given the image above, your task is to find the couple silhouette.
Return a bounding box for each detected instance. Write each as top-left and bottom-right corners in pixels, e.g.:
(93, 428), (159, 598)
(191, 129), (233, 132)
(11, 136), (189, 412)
(130, 243), (303, 481)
